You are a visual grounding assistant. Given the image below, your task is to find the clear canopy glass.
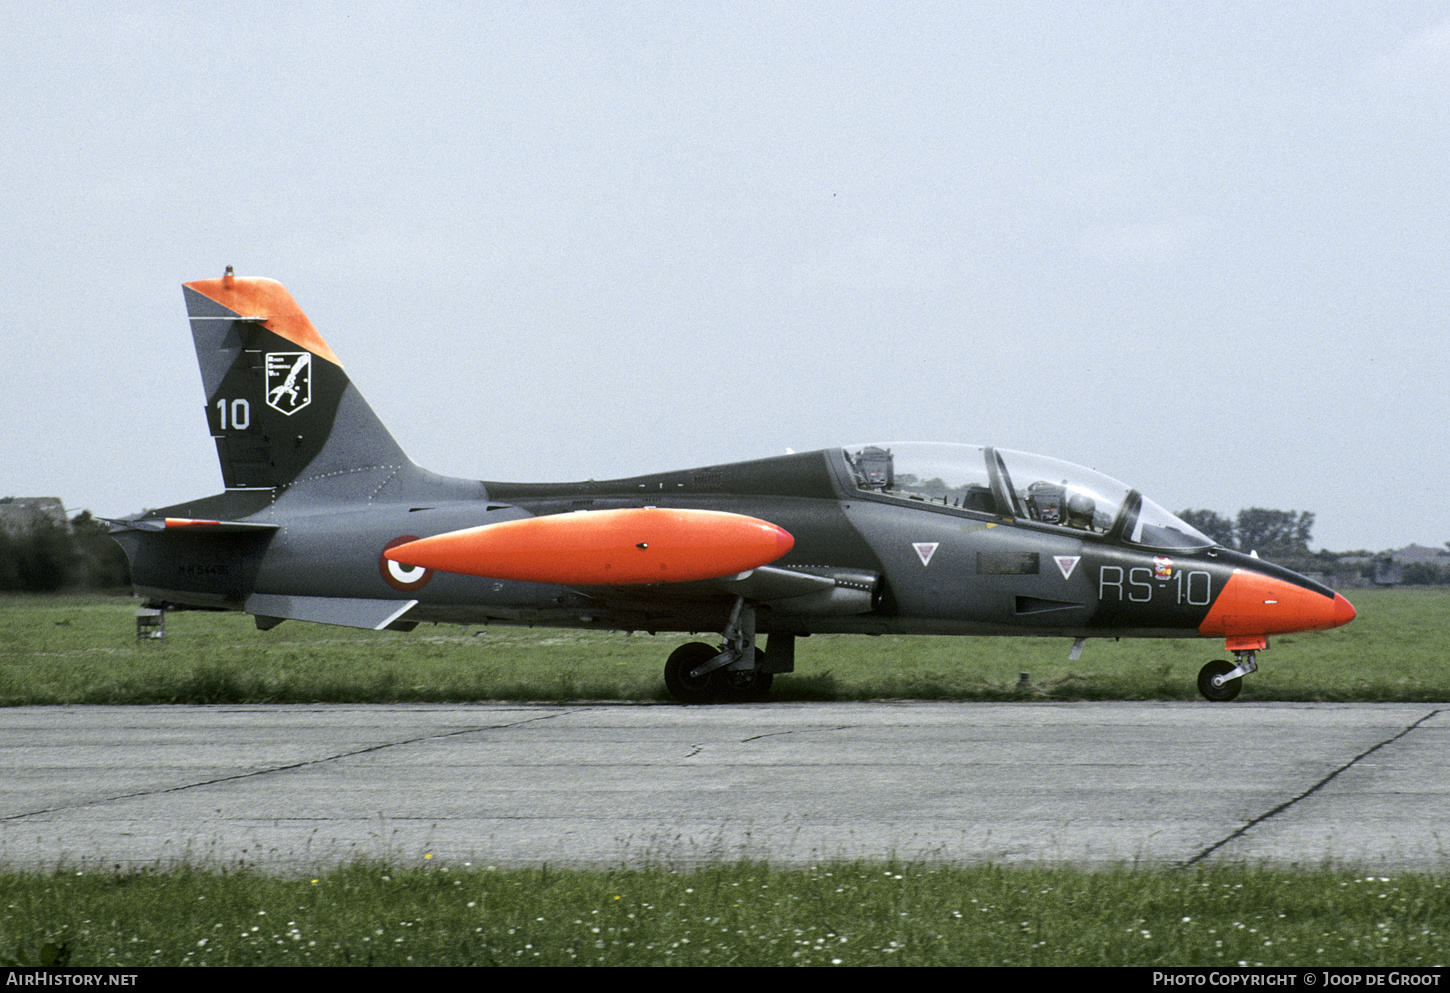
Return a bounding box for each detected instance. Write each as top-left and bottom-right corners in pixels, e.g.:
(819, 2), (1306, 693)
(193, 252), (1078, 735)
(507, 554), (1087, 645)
(841, 442), (1214, 550)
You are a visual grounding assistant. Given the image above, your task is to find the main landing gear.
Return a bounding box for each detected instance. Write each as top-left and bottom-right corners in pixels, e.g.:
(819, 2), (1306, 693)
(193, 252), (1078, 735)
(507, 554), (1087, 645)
(664, 642), (773, 703)
(1197, 649), (1259, 702)
(661, 598), (787, 704)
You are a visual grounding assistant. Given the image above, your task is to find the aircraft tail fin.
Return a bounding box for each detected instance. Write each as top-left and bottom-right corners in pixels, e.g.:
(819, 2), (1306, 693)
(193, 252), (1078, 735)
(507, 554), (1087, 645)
(182, 269), (415, 496)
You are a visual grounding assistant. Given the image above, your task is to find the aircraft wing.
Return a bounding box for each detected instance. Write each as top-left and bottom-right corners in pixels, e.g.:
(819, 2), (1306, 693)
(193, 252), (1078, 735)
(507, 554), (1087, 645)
(569, 564), (882, 618)
(108, 517), (280, 534)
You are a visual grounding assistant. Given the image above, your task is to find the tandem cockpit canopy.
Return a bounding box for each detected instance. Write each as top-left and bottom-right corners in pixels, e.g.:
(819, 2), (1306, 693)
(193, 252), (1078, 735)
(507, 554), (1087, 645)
(841, 442), (1215, 551)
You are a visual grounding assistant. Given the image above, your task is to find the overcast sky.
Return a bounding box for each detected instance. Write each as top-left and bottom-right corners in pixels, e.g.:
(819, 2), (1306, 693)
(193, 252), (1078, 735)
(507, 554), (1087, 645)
(3, 1), (1447, 552)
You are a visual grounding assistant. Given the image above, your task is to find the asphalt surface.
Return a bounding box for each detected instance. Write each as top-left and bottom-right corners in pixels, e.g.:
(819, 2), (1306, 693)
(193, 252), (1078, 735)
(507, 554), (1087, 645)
(1, 702), (1446, 873)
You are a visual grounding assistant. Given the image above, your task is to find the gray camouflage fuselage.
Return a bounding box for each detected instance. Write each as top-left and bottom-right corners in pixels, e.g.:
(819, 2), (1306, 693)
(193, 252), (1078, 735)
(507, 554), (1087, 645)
(110, 273), (1355, 702)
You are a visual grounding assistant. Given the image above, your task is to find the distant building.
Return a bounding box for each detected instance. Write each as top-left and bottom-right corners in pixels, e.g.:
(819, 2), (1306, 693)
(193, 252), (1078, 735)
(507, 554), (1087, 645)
(1391, 544), (1450, 564)
(0, 497), (67, 536)
(1361, 544), (1450, 586)
(1373, 557), (1403, 586)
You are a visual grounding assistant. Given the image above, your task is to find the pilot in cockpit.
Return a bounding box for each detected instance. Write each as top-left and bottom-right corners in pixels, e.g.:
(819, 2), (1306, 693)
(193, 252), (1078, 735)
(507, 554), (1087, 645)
(1027, 480), (1097, 531)
(852, 446), (894, 491)
(1065, 491), (1096, 530)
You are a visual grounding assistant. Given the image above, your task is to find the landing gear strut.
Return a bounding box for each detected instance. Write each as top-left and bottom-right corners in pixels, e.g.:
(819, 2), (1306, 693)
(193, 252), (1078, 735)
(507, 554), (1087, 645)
(661, 598), (785, 703)
(1197, 649), (1259, 702)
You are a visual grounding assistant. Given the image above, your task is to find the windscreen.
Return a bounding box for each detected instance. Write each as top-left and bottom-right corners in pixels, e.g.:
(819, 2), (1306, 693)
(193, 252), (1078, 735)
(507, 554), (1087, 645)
(842, 443), (1214, 550)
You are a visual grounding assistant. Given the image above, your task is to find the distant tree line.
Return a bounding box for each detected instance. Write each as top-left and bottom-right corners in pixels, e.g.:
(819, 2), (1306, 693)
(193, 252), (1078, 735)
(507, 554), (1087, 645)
(1176, 508), (1316, 560)
(1400, 560), (1450, 585)
(0, 512), (130, 592)
(1177, 507), (1450, 585)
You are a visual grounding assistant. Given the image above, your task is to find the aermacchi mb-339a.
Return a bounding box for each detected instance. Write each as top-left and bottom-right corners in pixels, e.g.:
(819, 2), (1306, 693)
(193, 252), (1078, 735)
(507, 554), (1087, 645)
(110, 270), (1357, 703)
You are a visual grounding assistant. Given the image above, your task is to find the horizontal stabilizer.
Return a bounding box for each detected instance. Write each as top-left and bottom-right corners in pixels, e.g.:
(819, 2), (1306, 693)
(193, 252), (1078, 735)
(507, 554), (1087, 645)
(245, 593), (417, 630)
(385, 507), (794, 585)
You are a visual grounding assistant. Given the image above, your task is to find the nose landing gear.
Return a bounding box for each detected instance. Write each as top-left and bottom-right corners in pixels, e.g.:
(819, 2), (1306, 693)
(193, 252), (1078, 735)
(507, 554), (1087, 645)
(1197, 649), (1259, 702)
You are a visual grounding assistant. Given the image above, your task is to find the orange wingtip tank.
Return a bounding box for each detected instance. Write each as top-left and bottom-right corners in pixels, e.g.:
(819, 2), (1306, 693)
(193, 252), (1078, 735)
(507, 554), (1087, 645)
(1198, 568), (1356, 639)
(384, 507), (795, 585)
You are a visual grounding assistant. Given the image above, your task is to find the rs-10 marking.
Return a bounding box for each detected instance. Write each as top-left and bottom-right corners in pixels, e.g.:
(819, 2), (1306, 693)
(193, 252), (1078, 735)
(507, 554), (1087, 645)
(1099, 566), (1213, 606)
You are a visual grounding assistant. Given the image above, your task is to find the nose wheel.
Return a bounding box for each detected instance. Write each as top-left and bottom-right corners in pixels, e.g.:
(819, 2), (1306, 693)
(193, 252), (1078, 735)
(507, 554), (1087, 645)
(1197, 650), (1258, 702)
(1197, 660), (1242, 702)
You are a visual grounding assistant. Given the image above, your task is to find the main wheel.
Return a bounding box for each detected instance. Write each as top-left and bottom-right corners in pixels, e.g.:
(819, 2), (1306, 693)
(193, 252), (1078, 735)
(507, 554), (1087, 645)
(719, 657), (774, 703)
(1197, 659), (1242, 702)
(664, 642), (723, 704)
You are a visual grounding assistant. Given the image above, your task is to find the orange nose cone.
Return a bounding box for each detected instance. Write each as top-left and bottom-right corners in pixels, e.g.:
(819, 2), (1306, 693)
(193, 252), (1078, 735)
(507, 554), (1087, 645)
(1200, 569), (1357, 638)
(1332, 592), (1356, 627)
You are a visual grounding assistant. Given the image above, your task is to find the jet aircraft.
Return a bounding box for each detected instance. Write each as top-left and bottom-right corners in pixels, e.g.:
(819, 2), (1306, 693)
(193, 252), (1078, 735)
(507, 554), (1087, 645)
(110, 270), (1356, 703)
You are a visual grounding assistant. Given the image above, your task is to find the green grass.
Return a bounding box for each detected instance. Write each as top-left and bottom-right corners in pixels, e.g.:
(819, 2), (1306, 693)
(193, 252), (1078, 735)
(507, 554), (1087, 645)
(0, 589), (1442, 705)
(3, 593), (1447, 967)
(2, 861), (1446, 966)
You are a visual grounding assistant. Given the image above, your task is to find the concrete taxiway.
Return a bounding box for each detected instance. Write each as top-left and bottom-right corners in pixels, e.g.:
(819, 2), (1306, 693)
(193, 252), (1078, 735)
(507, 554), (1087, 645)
(1, 702), (1446, 873)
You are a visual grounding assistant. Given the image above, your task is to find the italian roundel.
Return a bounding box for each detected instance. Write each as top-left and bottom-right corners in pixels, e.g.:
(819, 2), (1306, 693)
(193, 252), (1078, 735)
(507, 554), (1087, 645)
(380, 536), (433, 591)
